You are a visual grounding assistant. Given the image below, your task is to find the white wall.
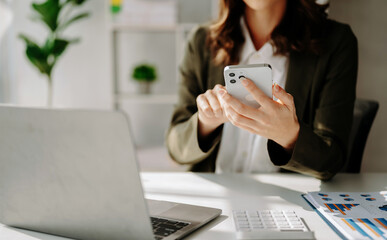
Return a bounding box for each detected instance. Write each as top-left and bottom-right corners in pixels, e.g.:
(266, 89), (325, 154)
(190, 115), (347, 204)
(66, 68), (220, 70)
(329, 0), (387, 172)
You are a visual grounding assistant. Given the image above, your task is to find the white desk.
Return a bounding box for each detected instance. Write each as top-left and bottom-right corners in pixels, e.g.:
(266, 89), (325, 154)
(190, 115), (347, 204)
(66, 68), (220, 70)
(1, 173), (386, 240)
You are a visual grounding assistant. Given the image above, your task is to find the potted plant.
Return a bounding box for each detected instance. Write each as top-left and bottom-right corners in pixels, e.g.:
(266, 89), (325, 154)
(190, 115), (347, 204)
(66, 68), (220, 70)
(131, 63), (157, 94)
(19, 0), (90, 107)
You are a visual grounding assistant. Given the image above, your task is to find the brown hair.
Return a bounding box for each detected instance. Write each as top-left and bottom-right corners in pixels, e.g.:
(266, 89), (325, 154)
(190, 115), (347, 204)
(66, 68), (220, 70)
(207, 0), (329, 66)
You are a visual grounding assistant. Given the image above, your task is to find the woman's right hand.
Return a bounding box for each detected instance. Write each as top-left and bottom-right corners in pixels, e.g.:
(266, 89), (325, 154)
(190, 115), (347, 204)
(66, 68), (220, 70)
(196, 84), (228, 140)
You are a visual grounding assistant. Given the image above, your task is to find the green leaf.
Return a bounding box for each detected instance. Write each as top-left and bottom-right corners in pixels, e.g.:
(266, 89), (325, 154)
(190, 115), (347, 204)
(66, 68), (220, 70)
(67, 0), (88, 5)
(42, 38), (74, 65)
(51, 39), (71, 57)
(59, 12), (90, 31)
(19, 34), (52, 76)
(32, 0), (61, 31)
(19, 34), (39, 48)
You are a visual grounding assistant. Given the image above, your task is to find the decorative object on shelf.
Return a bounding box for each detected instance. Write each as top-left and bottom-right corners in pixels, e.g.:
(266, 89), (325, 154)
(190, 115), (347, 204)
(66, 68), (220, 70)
(19, 0), (90, 107)
(111, 0), (122, 14)
(131, 63), (157, 94)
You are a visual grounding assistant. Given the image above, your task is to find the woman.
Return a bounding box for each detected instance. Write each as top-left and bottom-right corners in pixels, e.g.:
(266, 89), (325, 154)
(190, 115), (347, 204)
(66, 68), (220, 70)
(166, 0), (357, 180)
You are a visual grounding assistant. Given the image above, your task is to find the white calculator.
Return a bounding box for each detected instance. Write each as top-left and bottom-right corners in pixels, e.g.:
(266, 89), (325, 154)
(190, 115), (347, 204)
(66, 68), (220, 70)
(232, 210), (315, 239)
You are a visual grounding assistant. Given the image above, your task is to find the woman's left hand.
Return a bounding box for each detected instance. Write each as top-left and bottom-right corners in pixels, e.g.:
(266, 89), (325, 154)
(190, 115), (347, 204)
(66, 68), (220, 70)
(219, 77), (300, 153)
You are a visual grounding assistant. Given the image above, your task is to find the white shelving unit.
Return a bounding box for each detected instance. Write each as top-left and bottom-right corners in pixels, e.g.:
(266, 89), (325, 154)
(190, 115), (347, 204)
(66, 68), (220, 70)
(111, 22), (195, 109)
(108, 0), (217, 149)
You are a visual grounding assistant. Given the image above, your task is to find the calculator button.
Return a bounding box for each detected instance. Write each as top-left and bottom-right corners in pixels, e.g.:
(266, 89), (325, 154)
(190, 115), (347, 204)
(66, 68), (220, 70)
(252, 226), (264, 229)
(264, 221), (275, 225)
(250, 220), (262, 223)
(237, 225), (250, 228)
(280, 226), (292, 229)
(292, 224), (304, 228)
(291, 222), (302, 225)
(252, 224), (264, 228)
(278, 222), (289, 226)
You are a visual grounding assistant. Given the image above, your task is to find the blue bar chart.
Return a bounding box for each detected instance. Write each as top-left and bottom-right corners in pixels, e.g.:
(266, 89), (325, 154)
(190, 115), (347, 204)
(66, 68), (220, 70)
(342, 218), (387, 239)
(324, 203), (359, 215)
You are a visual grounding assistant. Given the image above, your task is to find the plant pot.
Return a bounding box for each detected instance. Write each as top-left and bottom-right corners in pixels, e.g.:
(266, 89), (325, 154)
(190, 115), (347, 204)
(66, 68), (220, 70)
(136, 81), (152, 94)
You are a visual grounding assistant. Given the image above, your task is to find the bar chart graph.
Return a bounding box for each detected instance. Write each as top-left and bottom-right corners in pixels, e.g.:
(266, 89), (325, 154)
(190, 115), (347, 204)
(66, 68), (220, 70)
(306, 191), (387, 239)
(342, 218), (387, 239)
(324, 203), (360, 215)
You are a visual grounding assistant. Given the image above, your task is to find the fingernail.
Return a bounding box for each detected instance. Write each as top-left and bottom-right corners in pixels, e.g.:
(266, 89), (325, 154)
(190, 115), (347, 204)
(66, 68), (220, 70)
(241, 78), (248, 86)
(219, 89), (226, 97)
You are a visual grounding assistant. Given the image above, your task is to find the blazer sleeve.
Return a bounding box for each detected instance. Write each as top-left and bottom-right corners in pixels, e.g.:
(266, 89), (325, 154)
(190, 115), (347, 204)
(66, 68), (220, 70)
(268, 25), (358, 181)
(166, 26), (222, 165)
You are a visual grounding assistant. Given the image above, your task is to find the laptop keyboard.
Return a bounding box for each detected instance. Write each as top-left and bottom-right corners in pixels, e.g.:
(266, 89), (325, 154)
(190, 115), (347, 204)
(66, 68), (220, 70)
(151, 217), (191, 240)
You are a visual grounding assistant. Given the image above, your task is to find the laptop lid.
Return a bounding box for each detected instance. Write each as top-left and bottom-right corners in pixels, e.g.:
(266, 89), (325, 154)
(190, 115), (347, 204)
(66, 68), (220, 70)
(0, 106), (154, 240)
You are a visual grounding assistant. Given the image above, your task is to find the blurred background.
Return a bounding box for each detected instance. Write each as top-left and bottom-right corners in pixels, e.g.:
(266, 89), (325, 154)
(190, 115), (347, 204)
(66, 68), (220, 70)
(0, 0), (386, 172)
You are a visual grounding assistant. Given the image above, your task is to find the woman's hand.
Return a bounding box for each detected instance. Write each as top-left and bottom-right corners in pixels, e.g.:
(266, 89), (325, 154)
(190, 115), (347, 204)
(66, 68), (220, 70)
(220, 78), (300, 152)
(196, 84), (229, 140)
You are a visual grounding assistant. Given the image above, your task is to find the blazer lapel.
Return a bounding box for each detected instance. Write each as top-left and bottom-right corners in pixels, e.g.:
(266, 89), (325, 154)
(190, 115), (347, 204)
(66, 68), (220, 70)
(285, 51), (318, 119)
(208, 61), (225, 88)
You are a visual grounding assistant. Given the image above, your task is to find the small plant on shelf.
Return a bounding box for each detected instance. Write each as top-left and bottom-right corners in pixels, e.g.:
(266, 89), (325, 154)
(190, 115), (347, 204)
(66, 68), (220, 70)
(19, 0), (90, 107)
(131, 63), (157, 94)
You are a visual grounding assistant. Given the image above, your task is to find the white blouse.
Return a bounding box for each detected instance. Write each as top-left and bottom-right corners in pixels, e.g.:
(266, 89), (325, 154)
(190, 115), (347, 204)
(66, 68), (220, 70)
(215, 18), (289, 173)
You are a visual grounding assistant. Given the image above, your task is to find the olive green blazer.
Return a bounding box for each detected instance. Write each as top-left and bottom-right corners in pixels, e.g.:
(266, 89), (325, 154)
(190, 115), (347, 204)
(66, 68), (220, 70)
(166, 20), (358, 181)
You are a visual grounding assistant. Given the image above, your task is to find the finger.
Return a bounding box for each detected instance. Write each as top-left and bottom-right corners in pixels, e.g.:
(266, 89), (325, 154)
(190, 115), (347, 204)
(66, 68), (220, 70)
(273, 83), (295, 109)
(214, 84), (226, 91)
(214, 85), (227, 104)
(196, 95), (214, 118)
(204, 90), (222, 117)
(225, 106), (263, 135)
(224, 105), (254, 127)
(240, 77), (274, 109)
(217, 88), (227, 108)
(220, 90), (263, 120)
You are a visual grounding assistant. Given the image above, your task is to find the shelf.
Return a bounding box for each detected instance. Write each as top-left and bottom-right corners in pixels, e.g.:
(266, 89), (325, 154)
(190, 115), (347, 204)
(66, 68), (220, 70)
(111, 22), (196, 109)
(115, 93), (178, 104)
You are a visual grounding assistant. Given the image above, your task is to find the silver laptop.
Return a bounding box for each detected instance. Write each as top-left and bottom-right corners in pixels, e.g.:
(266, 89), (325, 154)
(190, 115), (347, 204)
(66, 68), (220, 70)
(0, 106), (221, 240)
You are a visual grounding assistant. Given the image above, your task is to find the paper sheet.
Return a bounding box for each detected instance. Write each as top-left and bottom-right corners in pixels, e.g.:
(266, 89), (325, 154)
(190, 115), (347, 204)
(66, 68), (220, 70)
(304, 191), (387, 240)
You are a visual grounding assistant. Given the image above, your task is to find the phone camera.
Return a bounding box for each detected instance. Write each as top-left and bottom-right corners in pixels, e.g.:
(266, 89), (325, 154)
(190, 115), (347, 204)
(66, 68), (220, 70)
(239, 75), (245, 79)
(229, 73), (235, 77)
(230, 79), (236, 84)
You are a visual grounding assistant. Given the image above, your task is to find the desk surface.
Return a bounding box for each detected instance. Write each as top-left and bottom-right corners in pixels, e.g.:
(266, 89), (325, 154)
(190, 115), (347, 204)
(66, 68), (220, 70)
(1, 173), (386, 240)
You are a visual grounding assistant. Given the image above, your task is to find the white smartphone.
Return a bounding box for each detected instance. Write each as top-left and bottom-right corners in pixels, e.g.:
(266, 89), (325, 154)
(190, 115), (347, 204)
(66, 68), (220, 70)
(224, 64), (272, 108)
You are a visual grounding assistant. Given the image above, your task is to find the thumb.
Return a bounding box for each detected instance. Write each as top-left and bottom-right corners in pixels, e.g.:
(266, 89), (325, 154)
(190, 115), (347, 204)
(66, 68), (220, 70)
(273, 83), (294, 107)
